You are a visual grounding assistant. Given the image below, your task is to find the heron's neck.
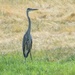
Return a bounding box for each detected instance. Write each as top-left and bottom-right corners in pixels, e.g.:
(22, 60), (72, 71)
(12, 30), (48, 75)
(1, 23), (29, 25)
(27, 11), (31, 34)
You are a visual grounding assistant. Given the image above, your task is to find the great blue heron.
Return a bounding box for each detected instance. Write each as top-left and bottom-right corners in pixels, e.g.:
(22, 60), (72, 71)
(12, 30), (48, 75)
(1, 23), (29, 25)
(22, 8), (38, 60)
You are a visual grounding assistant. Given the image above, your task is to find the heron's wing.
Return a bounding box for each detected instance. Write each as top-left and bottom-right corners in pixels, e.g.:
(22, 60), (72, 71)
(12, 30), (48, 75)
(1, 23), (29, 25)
(30, 38), (32, 49)
(22, 35), (27, 57)
(22, 34), (32, 57)
(28, 35), (32, 50)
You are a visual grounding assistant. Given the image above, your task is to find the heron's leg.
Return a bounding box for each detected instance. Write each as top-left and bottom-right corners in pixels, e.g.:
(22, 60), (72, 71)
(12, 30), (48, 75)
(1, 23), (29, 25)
(25, 57), (26, 61)
(30, 51), (32, 60)
(24, 57), (26, 63)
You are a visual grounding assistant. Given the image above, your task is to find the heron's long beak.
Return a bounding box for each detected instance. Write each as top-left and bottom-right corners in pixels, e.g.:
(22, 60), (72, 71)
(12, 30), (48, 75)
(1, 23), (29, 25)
(32, 8), (38, 11)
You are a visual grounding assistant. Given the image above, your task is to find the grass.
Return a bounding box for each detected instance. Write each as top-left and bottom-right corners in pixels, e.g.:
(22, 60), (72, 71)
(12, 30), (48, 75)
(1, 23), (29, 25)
(0, 51), (75, 75)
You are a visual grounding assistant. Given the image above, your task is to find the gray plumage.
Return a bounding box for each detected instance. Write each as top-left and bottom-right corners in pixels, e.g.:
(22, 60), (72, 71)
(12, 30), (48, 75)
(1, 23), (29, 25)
(22, 8), (38, 60)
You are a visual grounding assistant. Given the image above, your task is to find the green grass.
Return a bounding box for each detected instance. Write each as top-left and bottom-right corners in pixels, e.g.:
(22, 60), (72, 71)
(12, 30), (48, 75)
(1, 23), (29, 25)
(0, 51), (75, 75)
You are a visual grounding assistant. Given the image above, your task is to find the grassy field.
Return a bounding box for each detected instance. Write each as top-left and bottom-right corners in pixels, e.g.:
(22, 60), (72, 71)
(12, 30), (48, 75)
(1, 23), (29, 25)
(0, 0), (75, 75)
(0, 51), (75, 75)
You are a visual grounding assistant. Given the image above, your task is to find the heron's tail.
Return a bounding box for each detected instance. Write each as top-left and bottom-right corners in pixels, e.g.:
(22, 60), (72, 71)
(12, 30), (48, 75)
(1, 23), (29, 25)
(23, 51), (28, 58)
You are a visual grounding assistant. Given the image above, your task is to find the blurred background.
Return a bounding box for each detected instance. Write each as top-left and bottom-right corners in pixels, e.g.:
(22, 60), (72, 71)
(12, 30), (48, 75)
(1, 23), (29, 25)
(0, 0), (75, 61)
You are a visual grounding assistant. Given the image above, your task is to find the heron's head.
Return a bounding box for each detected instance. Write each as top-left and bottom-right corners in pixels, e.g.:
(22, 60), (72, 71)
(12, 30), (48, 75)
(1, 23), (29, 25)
(27, 8), (38, 12)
